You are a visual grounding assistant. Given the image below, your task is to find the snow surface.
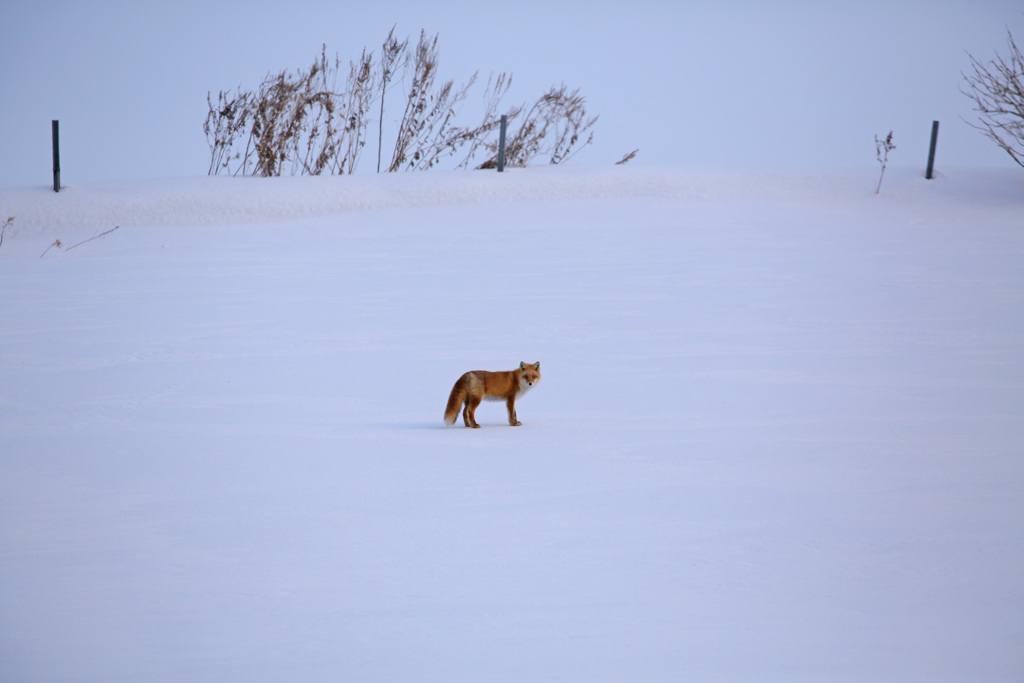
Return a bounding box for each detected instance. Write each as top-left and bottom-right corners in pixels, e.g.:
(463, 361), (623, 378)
(1, 165), (1023, 681)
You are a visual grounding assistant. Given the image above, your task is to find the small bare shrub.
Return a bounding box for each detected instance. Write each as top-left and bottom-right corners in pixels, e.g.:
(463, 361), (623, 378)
(874, 130), (895, 194)
(961, 25), (1024, 168)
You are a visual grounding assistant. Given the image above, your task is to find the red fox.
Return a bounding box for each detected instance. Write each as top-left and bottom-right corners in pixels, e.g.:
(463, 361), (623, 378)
(444, 362), (541, 428)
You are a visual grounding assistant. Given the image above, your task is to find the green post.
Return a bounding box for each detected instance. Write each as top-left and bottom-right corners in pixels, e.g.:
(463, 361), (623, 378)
(497, 115), (507, 172)
(52, 120), (61, 192)
(925, 121), (939, 180)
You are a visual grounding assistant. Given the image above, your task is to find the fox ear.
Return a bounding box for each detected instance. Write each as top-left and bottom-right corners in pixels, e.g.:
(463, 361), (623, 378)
(534, 362), (540, 370)
(520, 362), (526, 370)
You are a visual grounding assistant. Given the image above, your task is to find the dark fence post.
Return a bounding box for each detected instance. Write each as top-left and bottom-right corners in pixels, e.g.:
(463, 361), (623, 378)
(497, 115), (507, 173)
(52, 120), (61, 192)
(925, 120), (939, 180)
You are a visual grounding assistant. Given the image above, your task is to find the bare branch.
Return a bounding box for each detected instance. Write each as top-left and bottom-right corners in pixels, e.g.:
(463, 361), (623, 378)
(961, 24), (1024, 168)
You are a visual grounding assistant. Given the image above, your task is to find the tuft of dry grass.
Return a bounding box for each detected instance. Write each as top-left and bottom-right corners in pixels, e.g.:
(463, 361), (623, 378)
(205, 46), (376, 177)
(205, 30), (604, 177)
(477, 84), (597, 170)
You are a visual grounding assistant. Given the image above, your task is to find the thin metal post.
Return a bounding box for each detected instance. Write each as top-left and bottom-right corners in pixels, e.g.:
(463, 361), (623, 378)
(925, 120), (939, 180)
(497, 115), (507, 172)
(52, 120), (61, 192)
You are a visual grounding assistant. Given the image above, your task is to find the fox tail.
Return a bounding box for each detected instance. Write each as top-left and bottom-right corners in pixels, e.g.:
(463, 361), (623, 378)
(444, 382), (465, 426)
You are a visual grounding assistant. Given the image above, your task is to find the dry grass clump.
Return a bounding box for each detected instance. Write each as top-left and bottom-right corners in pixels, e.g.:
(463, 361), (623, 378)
(205, 29), (597, 176)
(477, 84), (597, 169)
(205, 46), (374, 176)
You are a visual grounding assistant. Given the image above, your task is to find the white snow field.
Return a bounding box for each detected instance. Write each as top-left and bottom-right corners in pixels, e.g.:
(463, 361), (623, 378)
(1, 165), (1022, 681)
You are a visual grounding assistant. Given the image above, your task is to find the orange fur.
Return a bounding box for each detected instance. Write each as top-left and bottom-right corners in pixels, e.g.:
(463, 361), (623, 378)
(444, 362), (540, 428)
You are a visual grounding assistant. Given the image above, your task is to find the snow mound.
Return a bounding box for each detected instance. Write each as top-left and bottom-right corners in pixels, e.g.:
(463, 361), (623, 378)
(4, 165), (1019, 237)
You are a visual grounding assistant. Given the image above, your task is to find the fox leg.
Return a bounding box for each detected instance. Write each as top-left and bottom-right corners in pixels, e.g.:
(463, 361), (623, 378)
(506, 397), (521, 426)
(464, 396), (482, 428)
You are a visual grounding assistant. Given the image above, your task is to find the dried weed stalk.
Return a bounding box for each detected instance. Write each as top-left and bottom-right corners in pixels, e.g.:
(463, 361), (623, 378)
(0, 216), (12, 250)
(874, 130), (895, 195)
(39, 239), (62, 258)
(615, 149), (639, 165)
(377, 26), (410, 172)
(38, 226), (121, 258)
(66, 226), (121, 251)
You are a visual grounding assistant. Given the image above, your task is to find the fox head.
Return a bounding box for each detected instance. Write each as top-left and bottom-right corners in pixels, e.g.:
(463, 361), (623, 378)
(517, 361), (541, 393)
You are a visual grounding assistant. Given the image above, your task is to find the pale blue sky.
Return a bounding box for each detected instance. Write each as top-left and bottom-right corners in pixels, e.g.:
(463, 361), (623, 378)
(1, 0), (1021, 186)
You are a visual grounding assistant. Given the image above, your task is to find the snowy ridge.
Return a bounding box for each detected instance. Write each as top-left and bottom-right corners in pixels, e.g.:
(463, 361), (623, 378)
(4, 165), (1019, 237)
